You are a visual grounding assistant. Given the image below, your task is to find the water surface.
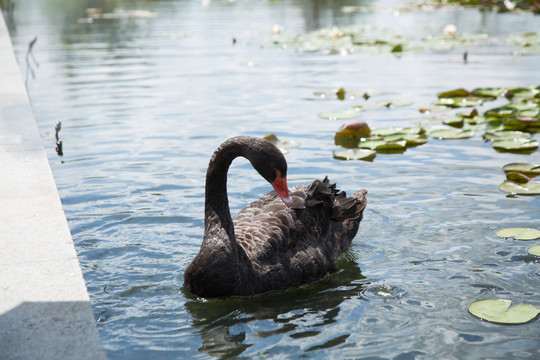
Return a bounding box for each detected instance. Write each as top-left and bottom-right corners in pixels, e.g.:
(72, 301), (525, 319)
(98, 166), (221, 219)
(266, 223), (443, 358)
(7, 0), (540, 358)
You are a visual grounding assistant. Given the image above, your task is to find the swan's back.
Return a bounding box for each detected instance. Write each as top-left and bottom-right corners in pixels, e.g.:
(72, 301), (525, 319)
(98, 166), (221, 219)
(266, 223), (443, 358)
(233, 177), (367, 293)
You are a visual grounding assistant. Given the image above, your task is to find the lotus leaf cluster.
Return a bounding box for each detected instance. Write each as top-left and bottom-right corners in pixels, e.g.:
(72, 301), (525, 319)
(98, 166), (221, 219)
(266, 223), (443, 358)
(268, 24), (539, 56)
(433, 86), (540, 154)
(334, 122), (428, 161)
(497, 162), (540, 196)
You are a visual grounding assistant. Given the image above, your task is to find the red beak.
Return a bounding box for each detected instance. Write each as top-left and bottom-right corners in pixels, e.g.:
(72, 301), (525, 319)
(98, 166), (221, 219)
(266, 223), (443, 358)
(272, 171), (293, 207)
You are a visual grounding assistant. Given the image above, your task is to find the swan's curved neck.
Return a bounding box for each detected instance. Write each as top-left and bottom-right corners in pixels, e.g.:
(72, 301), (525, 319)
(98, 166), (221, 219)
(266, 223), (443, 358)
(204, 139), (247, 241)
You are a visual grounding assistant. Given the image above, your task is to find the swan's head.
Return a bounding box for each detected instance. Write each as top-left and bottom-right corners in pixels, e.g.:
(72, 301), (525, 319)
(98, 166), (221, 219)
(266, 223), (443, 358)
(250, 138), (292, 207)
(271, 169), (293, 207)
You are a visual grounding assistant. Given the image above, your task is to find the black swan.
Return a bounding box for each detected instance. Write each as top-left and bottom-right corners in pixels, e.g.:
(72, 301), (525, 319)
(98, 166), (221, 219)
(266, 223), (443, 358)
(184, 136), (367, 297)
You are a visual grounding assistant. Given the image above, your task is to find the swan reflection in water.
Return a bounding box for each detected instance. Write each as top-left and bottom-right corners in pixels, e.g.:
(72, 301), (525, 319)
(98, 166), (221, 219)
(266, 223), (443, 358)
(184, 252), (367, 358)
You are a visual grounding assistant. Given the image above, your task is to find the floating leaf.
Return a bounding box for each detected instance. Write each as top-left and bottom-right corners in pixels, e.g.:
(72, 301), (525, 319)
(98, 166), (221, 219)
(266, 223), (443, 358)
(482, 131), (531, 141)
(471, 87), (506, 98)
(435, 97), (484, 108)
(358, 139), (387, 150)
(491, 138), (538, 153)
(336, 87), (346, 100)
(502, 117), (540, 132)
(496, 228), (540, 240)
(507, 86), (540, 99)
(333, 148), (376, 161)
(505, 172), (531, 184)
(339, 121), (371, 136)
(485, 106), (517, 118)
(498, 180), (540, 195)
(318, 107), (362, 120)
(527, 245), (540, 257)
(264, 134), (299, 153)
(458, 108), (479, 118)
(370, 127), (425, 137)
(428, 128), (473, 139)
(468, 299), (540, 325)
(464, 116), (487, 125)
(383, 133), (428, 147)
(437, 88), (471, 98)
(359, 139), (407, 153)
(442, 117), (464, 128)
(502, 163), (540, 178)
(390, 44), (403, 53)
(334, 121), (372, 148)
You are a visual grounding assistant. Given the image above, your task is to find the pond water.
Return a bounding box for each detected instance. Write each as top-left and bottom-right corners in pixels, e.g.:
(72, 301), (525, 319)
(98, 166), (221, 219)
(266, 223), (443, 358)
(7, 0), (540, 358)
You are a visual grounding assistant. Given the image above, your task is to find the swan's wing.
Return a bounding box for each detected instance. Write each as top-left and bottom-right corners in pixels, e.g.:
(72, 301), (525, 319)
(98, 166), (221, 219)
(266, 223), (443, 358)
(233, 189), (305, 263)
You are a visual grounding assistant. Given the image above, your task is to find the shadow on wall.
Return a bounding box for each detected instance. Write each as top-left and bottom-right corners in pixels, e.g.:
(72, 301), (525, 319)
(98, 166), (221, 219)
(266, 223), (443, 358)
(0, 301), (106, 360)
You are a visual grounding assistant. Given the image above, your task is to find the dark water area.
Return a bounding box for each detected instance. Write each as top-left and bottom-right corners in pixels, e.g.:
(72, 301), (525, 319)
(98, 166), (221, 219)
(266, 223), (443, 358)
(6, 0), (540, 358)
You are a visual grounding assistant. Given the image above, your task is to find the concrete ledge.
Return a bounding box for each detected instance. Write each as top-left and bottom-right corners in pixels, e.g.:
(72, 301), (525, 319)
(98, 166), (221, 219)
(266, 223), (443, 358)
(0, 10), (106, 360)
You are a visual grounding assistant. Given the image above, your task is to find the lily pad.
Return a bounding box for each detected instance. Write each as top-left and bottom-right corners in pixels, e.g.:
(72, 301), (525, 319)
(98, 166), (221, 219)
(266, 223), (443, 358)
(482, 131), (531, 141)
(428, 128), (473, 139)
(491, 138), (538, 153)
(333, 148), (376, 161)
(384, 133), (428, 147)
(502, 117), (540, 132)
(496, 228), (540, 240)
(505, 172), (531, 184)
(370, 127), (425, 137)
(264, 134), (299, 153)
(527, 245), (540, 257)
(498, 180), (540, 195)
(319, 107), (362, 120)
(442, 117), (464, 128)
(337, 121), (371, 136)
(359, 139), (407, 153)
(435, 97), (484, 108)
(468, 299), (540, 325)
(507, 86), (540, 99)
(471, 87), (506, 98)
(464, 115), (487, 125)
(502, 163), (540, 178)
(485, 106), (517, 119)
(437, 88), (471, 98)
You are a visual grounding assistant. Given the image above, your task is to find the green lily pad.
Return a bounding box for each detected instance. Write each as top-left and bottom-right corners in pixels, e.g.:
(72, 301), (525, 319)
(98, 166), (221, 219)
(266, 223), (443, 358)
(319, 107), (362, 120)
(496, 228), (540, 240)
(333, 148), (376, 161)
(527, 245), (540, 257)
(468, 299), (540, 324)
(507, 86), (540, 99)
(334, 122), (372, 148)
(359, 139), (407, 153)
(428, 128), (473, 139)
(471, 87), (506, 98)
(491, 138), (538, 153)
(505, 172), (531, 184)
(502, 163), (540, 178)
(337, 121), (371, 136)
(464, 115), (487, 125)
(485, 106), (517, 118)
(435, 97), (484, 108)
(437, 88), (471, 98)
(482, 131), (532, 141)
(370, 127), (425, 137)
(498, 180), (540, 195)
(505, 102), (540, 117)
(264, 134), (299, 153)
(442, 117), (464, 128)
(502, 117), (540, 132)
